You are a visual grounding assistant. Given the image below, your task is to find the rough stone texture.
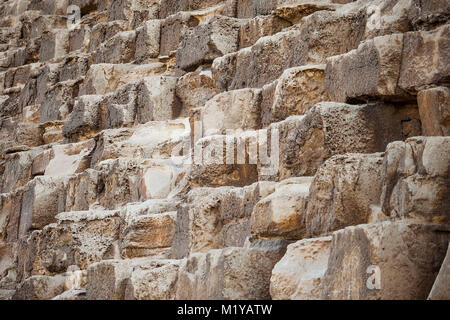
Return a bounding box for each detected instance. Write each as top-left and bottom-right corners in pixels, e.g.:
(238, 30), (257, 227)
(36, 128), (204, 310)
(251, 177), (313, 240)
(271, 65), (329, 122)
(273, 102), (420, 180)
(176, 71), (221, 113)
(322, 221), (449, 300)
(176, 15), (241, 71)
(176, 241), (287, 300)
(305, 153), (385, 237)
(201, 88), (262, 136)
(124, 259), (180, 300)
(172, 182), (276, 259)
(1, 0), (449, 301)
(381, 137), (450, 224)
(270, 237), (332, 300)
(418, 87), (450, 136)
(12, 275), (66, 300)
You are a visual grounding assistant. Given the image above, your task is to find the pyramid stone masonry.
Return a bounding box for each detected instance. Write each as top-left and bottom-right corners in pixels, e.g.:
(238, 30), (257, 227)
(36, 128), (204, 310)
(0, 0), (449, 300)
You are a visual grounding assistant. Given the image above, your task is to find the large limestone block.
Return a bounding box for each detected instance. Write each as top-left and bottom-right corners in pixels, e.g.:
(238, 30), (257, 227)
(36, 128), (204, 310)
(175, 71), (221, 113)
(182, 129), (266, 189)
(325, 34), (409, 102)
(93, 31), (137, 64)
(52, 289), (86, 300)
(270, 236), (332, 300)
(159, 0), (225, 18)
(201, 88), (262, 136)
(176, 15), (241, 71)
(428, 244), (450, 300)
(418, 87), (450, 137)
(239, 15), (291, 49)
(120, 211), (177, 258)
(12, 275), (66, 300)
(87, 20), (129, 53)
(398, 25), (450, 92)
(305, 153), (384, 237)
(136, 75), (180, 122)
(61, 158), (184, 212)
(381, 137), (450, 224)
(39, 30), (70, 62)
(124, 259), (181, 300)
(135, 20), (161, 62)
(37, 140), (95, 177)
(251, 177), (313, 240)
(29, 210), (121, 275)
(213, 6), (366, 90)
(81, 63), (165, 95)
(172, 182), (275, 258)
(160, 12), (200, 57)
(274, 102), (419, 180)
(62, 95), (106, 141)
(19, 176), (68, 237)
(41, 79), (82, 122)
(322, 221), (450, 300)
(108, 0), (159, 27)
(271, 65), (329, 122)
(0, 148), (42, 193)
(90, 118), (190, 165)
(0, 192), (23, 242)
(86, 259), (131, 300)
(176, 241), (287, 300)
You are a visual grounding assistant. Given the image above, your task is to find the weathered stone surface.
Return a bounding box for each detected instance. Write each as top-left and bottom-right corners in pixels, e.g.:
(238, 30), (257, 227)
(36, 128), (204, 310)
(381, 137), (450, 224)
(305, 153), (385, 237)
(176, 15), (241, 71)
(1, 148), (42, 193)
(108, 0), (159, 27)
(176, 71), (221, 113)
(33, 140), (95, 177)
(325, 34), (409, 102)
(52, 289), (87, 300)
(62, 95), (105, 141)
(201, 88), (262, 136)
(124, 259), (180, 300)
(93, 31), (137, 64)
(273, 102), (420, 180)
(176, 241), (287, 299)
(239, 15), (291, 49)
(186, 134), (260, 189)
(418, 87), (450, 136)
(322, 221), (449, 300)
(29, 210), (121, 275)
(398, 25), (450, 92)
(86, 259), (131, 300)
(172, 181), (275, 258)
(251, 177), (313, 240)
(428, 243), (450, 300)
(120, 211), (176, 258)
(39, 30), (69, 62)
(160, 0), (225, 19)
(270, 236), (332, 300)
(213, 6), (367, 90)
(19, 176), (69, 236)
(91, 118), (190, 165)
(135, 20), (161, 62)
(13, 275), (66, 300)
(271, 65), (329, 122)
(81, 63), (165, 95)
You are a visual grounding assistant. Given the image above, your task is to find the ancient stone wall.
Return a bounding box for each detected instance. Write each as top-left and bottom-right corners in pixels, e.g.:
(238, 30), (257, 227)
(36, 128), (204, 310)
(0, 0), (448, 300)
